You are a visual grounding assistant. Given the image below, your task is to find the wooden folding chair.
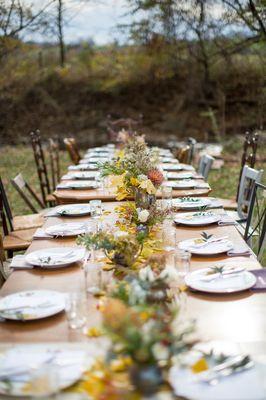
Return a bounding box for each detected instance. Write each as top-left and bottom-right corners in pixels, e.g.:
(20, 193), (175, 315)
(106, 114), (143, 142)
(0, 234), (12, 284)
(0, 194), (34, 257)
(64, 138), (81, 165)
(198, 154), (214, 180)
(244, 182), (266, 262)
(49, 137), (61, 191)
(176, 145), (190, 164)
(218, 131), (259, 210)
(11, 173), (45, 213)
(30, 130), (55, 206)
(1, 176), (43, 231)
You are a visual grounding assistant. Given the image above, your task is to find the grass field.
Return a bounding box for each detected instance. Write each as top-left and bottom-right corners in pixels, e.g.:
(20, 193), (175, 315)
(1, 143), (264, 216)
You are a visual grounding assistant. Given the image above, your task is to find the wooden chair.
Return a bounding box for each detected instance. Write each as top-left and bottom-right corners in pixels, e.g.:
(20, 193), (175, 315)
(226, 165), (263, 226)
(0, 234), (12, 285)
(219, 131), (259, 210)
(198, 154), (214, 180)
(0, 194), (34, 257)
(1, 176), (43, 231)
(236, 131), (259, 200)
(187, 137), (197, 164)
(64, 137), (81, 165)
(11, 173), (45, 214)
(30, 130), (55, 206)
(106, 114), (143, 142)
(176, 145), (191, 164)
(49, 137), (61, 190)
(244, 182), (266, 262)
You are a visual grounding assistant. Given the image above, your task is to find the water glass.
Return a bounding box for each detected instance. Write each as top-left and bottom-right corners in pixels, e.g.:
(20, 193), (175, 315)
(90, 200), (102, 218)
(174, 249), (191, 279)
(161, 186), (173, 210)
(65, 292), (87, 330)
(30, 364), (59, 398)
(162, 221), (178, 251)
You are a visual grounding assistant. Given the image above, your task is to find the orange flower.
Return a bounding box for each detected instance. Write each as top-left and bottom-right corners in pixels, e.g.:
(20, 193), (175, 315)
(147, 169), (164, 186)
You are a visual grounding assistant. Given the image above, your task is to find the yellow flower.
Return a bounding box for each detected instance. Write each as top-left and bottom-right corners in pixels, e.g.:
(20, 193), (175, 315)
(109, 172), (126, 188)
(86, 327), (103, 338)
(191, 357), (209, 373)
(110, 356), (133, 372)
(139, 179), (156, 195)
(116, 186), (129, 201)
(130, 177), (140, 187)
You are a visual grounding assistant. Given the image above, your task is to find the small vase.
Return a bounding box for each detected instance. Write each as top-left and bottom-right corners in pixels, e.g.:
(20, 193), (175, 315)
(135, 188), (156, 209)
(129, 364), (163, 395)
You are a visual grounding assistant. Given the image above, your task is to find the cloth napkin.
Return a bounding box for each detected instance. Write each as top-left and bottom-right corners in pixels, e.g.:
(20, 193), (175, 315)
(218, 215), (237, 226)
(169, 364), (265, 400)
(33, 228), (53, 240)
(250, 269), (266, 290)
(227, 245), (251, 257)
(10, 255), (34, 269)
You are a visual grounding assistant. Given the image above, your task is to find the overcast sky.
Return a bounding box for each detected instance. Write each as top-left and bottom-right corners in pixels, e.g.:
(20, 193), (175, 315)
(24, 0), (131, 44)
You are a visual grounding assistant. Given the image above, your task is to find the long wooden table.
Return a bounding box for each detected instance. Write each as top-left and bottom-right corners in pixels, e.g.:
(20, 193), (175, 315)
(0, 202), (264, 346)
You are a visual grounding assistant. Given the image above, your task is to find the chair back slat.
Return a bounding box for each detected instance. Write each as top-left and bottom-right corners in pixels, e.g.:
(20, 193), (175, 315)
(49, 137), (61, 191)
(64, 138), (81, 165)
(237, 165), (263, 219)
(244, 182), (266, 261)
(198, 154), (214, 179)
(0, 177), (13, 232)
(30, 130), (51, 205)
(11, 173), (45, 213)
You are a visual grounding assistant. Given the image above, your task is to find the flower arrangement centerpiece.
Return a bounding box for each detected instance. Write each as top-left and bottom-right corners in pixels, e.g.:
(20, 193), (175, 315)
(99, 134), (164, 206)
(116, 202), (169, 238)
(102, 298), (193, 395)
(77, 230), (143, 270)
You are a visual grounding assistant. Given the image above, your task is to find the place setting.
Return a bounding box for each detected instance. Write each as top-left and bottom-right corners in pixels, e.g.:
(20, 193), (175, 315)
(45, 203), (92, 218)
(56, 180), (99, 190)
(0, 345), (92, 396)
(9, 246), (87, 270)
(33, 222), (90, 239)
(68, 164), (99, 171)
(166, 171), (203, 180)
(172, 197), (223, 211)
(165, 179), (210, 190)
(161, 163), (195, 171)
(61, 171), (100, 180)
(174, 211), (236, 227)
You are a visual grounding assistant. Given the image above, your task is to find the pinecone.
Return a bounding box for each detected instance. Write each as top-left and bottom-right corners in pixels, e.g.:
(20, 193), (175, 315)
(147, 168), (164, 186)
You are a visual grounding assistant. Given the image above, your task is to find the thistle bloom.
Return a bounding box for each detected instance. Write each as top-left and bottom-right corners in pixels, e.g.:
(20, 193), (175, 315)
(147, 168), (164, 186)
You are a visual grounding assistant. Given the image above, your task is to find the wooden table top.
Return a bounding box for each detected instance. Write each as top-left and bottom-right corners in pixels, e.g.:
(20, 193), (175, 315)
(0, 202), (264, 345)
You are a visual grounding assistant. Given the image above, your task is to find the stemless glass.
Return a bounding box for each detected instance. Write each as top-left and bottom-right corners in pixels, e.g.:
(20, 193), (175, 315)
(174, 249), (191, 279)
(161, 186), (173, 211)
(65, 292), (87, 330)
(90, 200), (102, 219)
(30, 364), (59, 399)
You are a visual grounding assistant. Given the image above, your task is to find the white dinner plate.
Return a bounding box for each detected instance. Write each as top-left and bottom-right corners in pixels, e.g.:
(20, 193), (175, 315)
(56, 204), (91, 217)
(25, 247), (86, 268)
(0, 345), (91, 396)
(83, 156), (110, 162)
(165, 180), (199, 189)
(161, 163), (194, 171)
(185, 268), (257, 293)
(174, 212), (221, 226)
(68, 164), (98, 171)
(178, 238), (233, 255)
(57, 181), (98, 189)
(172, 197), (213, 210)
(45, 222), (88, 237)
(0, 290), (66, 321)
(67, 171), (99, 180)
(160, 157), (178, 163)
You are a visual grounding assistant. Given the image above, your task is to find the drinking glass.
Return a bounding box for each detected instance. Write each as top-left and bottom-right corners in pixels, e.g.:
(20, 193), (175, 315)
(161, 186), (173, 211)
(90, 200), (102, 219)
(162, 221), (178, 251)
(30, 364), (59, 398)
(65, 292), (87, 330)
(174, 249), (191, 279)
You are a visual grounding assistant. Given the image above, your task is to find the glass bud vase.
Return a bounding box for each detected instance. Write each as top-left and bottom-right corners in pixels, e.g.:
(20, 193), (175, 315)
(135, 188), (156, 209)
